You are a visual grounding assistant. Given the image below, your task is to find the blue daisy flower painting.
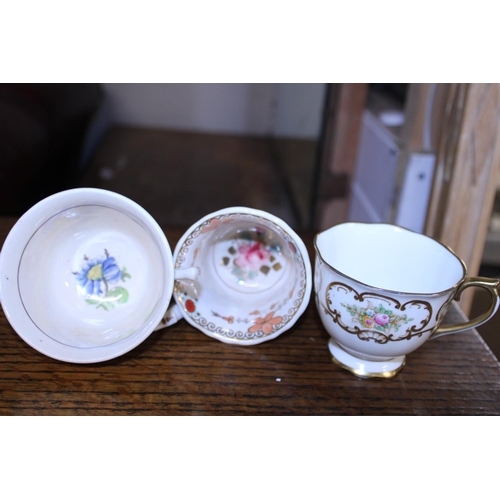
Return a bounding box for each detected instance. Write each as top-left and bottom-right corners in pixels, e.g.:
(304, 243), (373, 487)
(75, 249), (131, 311)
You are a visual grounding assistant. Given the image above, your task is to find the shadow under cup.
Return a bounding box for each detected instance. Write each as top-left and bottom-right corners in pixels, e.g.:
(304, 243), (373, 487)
(173, 209), (311, 345)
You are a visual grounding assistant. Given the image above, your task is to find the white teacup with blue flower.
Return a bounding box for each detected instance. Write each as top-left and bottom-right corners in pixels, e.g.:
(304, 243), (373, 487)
(0, 188), (177, 363)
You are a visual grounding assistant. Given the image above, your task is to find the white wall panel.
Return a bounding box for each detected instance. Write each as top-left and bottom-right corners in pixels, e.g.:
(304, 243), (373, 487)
(103, 83), (277, 136)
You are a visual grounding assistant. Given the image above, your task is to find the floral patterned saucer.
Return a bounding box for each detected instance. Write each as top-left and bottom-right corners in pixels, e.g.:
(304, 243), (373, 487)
(171, 207), (312, 345)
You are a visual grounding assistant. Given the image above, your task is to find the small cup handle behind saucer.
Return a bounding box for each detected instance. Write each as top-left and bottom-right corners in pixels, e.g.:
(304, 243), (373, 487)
(154, 302), (184, 330)
(431, 277), (500, 339)
(154, 266), (200, 331)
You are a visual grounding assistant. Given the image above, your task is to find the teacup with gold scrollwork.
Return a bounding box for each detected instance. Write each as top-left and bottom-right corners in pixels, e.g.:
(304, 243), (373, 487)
(314, 223), (500, 379)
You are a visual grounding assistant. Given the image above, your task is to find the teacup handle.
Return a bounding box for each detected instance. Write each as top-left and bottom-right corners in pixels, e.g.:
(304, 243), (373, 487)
(431, 277), (500, 339)
(153, 266), (200, 331)
(154, 303), (184, 331)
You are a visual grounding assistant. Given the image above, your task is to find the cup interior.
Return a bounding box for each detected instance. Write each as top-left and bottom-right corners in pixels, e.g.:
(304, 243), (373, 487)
(173, 209), (310, 343)
(0, 188), (174, 362)
(19, 205), (166, 348)
(316, 223), (466, 294)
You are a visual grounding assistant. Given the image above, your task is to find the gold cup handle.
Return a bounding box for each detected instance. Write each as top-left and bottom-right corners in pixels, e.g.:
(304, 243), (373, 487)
(431, 277), (500, 339)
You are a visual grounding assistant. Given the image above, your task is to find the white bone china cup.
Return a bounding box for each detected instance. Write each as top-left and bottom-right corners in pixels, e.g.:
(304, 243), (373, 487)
(0, 188), (193, 363)
(314, 222), (500, 378)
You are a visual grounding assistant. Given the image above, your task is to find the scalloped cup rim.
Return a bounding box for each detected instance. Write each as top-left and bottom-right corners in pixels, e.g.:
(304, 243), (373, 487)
(314, 222), (467, 297)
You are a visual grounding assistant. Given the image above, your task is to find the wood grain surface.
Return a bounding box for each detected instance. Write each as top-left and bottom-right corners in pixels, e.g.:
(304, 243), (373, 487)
(1, 218), (499, 415)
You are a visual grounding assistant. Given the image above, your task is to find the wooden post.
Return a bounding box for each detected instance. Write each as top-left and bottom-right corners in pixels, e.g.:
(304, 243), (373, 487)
(313, 83), (368, 230)
(425, 83), (500, 314)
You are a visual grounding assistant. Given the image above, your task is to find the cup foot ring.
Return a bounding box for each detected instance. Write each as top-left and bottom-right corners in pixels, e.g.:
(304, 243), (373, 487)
(328, 339), (406, 379)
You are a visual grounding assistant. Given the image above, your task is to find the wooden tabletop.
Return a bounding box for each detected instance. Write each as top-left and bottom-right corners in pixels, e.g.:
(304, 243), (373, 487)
(1, 218), (499, 415)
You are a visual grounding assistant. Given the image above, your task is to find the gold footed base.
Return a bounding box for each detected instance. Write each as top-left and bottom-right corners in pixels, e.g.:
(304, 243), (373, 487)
(329, 339), (406, 379)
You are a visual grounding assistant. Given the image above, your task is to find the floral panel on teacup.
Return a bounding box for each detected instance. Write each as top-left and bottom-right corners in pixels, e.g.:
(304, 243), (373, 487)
(341, 300), (413, 336)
